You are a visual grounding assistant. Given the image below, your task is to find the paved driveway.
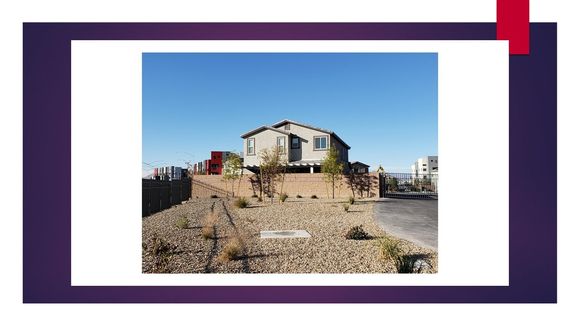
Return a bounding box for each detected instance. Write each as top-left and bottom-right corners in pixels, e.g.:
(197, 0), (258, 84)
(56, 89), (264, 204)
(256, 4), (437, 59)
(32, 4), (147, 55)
(373, 198), (438, 250)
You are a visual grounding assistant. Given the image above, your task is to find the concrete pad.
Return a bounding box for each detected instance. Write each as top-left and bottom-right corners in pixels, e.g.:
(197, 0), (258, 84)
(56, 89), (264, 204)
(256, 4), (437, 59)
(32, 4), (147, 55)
(260, 230), (311, 239)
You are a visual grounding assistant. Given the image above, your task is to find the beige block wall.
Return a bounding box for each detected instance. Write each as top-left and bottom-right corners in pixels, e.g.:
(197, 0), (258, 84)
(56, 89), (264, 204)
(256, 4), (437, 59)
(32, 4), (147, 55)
(191, 172), (380, 199)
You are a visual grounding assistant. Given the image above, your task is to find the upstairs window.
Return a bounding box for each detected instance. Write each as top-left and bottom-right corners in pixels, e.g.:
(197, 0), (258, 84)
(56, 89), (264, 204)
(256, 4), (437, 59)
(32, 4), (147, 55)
(291, 136), (300, 149)
(314, 135), (328, 150)
(284, 124), (291, 130)
(277, 136), (286, 153)
(247, 138), (255, 155)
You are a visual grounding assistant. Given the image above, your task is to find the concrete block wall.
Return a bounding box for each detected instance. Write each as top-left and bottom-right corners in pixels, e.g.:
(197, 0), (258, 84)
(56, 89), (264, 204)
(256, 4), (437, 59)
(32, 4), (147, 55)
(191, 173), (379, 199)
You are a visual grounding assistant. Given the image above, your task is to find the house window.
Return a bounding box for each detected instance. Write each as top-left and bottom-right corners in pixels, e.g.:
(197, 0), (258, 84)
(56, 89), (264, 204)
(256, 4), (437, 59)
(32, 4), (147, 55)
(284, 124), (291, 130)
(432, 167), (438, 170)
(277, 136), (286, 153)
(314, 135), (328, 150)
(291, 136), (300, 149)
(422, 163), (427, 167)
(422, 168), (427, 172)
(247, 138), (255, 155)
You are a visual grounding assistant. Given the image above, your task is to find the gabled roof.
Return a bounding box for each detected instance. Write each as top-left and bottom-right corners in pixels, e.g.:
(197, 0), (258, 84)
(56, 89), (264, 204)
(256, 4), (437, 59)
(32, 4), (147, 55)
(240, 125), (291, 138)
(270, 119), (351, 150)
(350, 161), (370, 168)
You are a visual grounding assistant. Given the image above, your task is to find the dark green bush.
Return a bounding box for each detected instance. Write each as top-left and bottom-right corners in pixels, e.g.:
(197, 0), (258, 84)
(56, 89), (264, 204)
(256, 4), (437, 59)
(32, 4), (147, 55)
(348, 196), (355, 205)
(310, 194), (318, 199)
(210, 194), (219, 198)
(280, 193), (288, 202)
(296, 194), (302, 198)
(345, 225), (370, 240)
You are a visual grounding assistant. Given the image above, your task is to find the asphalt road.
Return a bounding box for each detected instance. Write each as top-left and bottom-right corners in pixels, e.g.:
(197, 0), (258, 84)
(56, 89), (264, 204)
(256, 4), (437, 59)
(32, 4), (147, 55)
(373, 198), (438, 250)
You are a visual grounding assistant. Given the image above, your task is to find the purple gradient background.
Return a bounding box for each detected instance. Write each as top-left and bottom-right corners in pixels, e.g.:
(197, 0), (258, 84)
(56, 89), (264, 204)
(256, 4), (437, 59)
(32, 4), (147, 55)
(23, 23), (557, 303)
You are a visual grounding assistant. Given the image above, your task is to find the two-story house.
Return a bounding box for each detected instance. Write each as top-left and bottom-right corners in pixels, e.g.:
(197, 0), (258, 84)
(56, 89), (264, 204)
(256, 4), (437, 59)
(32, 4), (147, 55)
(240, 119), (350, 173)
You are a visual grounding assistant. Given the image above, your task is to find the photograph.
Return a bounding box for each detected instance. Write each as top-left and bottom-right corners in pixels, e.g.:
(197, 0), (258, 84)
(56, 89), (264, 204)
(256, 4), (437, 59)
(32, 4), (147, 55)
(141, 52), (438, 274)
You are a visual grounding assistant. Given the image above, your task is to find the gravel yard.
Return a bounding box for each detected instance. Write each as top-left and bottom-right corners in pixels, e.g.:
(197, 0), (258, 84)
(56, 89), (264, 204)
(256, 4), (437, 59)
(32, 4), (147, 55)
(142, 197), (437, 273)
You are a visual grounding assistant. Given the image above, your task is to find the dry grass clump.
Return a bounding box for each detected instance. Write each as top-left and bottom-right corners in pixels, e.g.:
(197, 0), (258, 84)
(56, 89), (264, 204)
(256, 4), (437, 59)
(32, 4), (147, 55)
(279, 193), (288, 202)
(234, 197), (249, 208)
(201, 211), (218, 240)
(343, 203), (350, 212)
(218, 235), (244, 262)
(175, 215), (189, 229)
(378, 237), (431, 273)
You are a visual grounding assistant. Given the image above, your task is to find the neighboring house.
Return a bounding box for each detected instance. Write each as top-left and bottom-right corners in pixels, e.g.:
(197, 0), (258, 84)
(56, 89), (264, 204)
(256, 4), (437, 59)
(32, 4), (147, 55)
(411, 156), (438, 178)
(241, 119), (351, 173)
(349, 161), (370, 174)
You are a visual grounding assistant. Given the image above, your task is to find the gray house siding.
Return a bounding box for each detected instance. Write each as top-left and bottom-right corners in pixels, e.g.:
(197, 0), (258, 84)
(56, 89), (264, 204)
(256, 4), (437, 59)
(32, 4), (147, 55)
(275, 123), (333, 162)
(241, 120), (350, 172)
(243, 129), (289, 167)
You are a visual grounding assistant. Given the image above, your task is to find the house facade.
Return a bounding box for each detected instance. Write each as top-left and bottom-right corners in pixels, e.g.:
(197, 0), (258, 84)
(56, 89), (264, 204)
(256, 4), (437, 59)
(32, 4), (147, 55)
(241, 119), (350, 173)
(349, 161), (370, 174)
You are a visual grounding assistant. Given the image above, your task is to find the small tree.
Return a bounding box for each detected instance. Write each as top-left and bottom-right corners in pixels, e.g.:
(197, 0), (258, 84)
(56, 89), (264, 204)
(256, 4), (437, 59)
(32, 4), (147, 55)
(322, 145), (344, 199)
(222, 153), (243, 197)
(259, 146), (286, 204)
(388, 177), (399, 192)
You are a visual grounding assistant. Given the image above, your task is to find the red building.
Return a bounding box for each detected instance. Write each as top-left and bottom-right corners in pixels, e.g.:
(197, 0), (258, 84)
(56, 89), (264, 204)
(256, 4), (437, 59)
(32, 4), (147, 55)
(204, 159), (211, 175)
(209, 151), (230, 175)
(194, 151), (232, 175)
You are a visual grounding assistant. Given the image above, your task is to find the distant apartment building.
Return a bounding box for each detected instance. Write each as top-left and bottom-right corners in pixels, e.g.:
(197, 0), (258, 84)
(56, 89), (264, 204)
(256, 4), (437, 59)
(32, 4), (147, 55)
(194, 151), (232, 175)
(209, 151), (231, 175)
(411, 156), (438, 178)
(153, 166), (183, 181)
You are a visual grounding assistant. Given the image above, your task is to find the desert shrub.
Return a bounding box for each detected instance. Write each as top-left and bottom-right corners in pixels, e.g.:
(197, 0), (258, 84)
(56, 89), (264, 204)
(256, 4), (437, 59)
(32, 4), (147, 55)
(343, 203), (350, 212)
(345, 225), (370, 240)
(279, 193), (288, 202)
(378, 238), (426, 273)
(296, 194), (302, 198)
(251, 194), (258, 198)
(257, 196), (263, 202)
(348, 196), (355, 205)
(201, 226), (214, 239)
(175, 216), (189, 229)
(148, 235), (178, 273)
(210, 194), (219, 198)
(310, 194), (318, 199)
(218, 236), (243, 262)
(234, 197), (249, 208)
(201, 212), (218, 240)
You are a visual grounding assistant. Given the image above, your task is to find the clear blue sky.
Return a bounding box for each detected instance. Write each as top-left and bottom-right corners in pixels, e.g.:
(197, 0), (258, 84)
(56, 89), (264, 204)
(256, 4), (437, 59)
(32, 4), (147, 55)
(143, 53), (437, 175)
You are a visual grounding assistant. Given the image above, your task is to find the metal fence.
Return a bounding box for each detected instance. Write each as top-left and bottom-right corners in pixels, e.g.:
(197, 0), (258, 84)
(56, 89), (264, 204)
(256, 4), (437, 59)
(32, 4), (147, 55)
(380, 172), (438, 199)
(142, 178), (191, 217)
